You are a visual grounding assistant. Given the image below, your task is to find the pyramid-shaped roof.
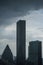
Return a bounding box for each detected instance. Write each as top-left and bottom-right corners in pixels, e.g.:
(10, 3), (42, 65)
(2, 45), (13, 62)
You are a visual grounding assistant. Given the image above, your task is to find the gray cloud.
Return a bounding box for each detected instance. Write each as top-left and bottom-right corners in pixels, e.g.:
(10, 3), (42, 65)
(0, 32), (16, 40)
(0, 0), (43, 26)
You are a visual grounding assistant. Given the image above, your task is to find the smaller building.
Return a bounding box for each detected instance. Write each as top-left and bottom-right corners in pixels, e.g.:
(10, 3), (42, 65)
(2, 45), (13, 63)
(29, 40), (42, 65)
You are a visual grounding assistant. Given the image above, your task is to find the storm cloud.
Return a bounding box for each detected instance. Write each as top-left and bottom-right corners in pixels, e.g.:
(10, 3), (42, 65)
(0, 0), (43, 26)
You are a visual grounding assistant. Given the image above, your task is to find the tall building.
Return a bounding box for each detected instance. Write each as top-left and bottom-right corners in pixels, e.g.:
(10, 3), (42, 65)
(17, 20), (26, 65)
(2, 45), (13, 63)
(29, 40), (42, 65)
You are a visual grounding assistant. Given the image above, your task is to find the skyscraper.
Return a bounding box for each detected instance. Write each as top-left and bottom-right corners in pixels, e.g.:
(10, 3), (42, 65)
(29, 40), (42, 65)
(2, 45), (13, 63)
(17, 20), (26, 65)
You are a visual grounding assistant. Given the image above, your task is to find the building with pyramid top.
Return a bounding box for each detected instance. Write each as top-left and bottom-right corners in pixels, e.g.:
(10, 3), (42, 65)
(1, 45), (13, 63)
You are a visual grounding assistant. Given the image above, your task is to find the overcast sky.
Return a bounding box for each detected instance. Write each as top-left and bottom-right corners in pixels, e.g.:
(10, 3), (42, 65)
(0, 0), (43, 58)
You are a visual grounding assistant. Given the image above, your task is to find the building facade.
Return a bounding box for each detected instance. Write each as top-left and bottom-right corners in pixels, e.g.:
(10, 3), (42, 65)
(29, 40), (42, 65)
(17, 20), (26, 65)
(2, 45), (13, 63)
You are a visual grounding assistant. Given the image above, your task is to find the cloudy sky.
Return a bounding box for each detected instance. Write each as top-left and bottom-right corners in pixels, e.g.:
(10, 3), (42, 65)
(0, 0), (43, 58)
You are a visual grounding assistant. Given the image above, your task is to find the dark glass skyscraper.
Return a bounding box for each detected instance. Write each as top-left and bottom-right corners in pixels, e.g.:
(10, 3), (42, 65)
(29, 40), (42, 65)
(2, 45), (13, 63)
(17, 20), (26, 65)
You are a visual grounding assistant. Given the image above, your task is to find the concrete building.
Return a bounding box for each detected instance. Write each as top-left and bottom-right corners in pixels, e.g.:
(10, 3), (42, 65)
(17, 20), (26, 65)
(29, 40), (42, 65)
